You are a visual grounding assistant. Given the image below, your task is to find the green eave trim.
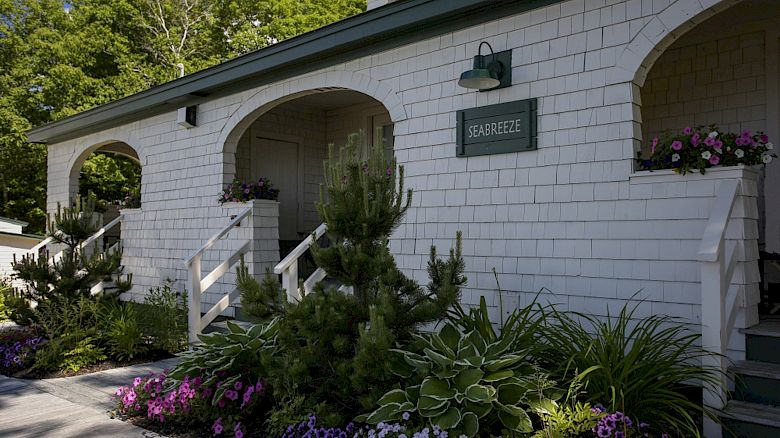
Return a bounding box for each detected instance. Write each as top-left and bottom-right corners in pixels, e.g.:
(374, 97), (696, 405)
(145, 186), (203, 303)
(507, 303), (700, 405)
(27, 0), (561, 145)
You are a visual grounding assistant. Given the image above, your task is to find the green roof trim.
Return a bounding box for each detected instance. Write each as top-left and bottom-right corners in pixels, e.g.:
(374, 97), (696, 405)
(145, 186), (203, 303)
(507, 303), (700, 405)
(27, 0), (560, 144)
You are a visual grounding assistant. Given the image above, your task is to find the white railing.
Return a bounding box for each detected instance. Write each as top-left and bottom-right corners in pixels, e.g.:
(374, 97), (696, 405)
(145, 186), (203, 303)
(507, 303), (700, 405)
(274, 223), (328, 302)
(699, 179), (740, 438)
(184, 207), (252, 343)
(29, 214), (124, 264)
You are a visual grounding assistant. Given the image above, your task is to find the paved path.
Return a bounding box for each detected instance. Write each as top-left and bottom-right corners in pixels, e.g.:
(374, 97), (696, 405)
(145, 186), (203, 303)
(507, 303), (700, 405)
(0, 357), (180, 437)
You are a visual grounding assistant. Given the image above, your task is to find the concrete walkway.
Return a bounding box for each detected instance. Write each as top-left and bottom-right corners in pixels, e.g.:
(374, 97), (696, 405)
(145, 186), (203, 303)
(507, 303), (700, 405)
(0, 357), (180, 437)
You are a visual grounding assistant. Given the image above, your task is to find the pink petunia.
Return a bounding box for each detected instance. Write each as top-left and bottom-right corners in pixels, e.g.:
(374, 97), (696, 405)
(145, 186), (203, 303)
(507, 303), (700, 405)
(713, 140), (723, 150)
(683, 127), (693, 135)
(671, 140), (683, 151)
(709, 155), (721, 165)
(691, 133), (701, 146)
(760, 134), (769, 143)
(651, 137), (659, 154)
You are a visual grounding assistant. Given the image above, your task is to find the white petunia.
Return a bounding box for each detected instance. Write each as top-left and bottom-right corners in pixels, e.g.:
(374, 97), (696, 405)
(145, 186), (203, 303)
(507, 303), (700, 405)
(763, 154), (773, 164)
(702, 151), (712, 159)
(672, 153), (681, 162)
(709, 131), (719, 138)
(735, 149), (745, 158)
(767, 142), (774, 150)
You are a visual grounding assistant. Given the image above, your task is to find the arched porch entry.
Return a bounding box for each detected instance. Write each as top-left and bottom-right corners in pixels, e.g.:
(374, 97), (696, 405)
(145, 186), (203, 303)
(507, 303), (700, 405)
(221, 87), (399, 256)
(67, 141), (143, 249)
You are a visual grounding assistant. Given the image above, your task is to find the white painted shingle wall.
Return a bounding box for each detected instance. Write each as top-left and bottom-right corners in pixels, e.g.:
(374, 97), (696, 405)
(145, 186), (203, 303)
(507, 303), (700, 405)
(46, 0), (764, 360)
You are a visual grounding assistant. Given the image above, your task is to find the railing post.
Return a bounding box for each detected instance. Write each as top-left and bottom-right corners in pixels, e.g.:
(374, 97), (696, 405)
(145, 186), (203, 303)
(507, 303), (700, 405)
(282, 262), (299, 302)
(188, 255), (203, 344)
(701, 241), (727, 438)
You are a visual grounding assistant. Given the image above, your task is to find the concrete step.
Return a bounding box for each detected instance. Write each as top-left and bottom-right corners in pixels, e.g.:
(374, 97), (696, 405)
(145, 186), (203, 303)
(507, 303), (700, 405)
(742, 321), (780, 364)
(721, 400), (780, 438)
(731, 360), (780, 406)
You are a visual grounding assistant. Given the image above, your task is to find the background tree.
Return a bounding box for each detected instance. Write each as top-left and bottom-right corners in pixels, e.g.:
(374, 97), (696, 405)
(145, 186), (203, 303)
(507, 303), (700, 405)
(0, 0), (366, 234)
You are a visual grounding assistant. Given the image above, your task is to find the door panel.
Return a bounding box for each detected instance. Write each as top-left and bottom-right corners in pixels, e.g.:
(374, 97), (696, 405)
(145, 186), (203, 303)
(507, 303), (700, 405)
(251, 137), (300, 240)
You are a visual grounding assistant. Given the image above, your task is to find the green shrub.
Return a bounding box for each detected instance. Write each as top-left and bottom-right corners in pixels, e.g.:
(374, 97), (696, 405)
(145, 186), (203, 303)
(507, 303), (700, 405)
(99, 300), (145, 361)
(59, 337), (107, 373)
(0, 285), (35, 324)
(364, 322), (559, 437)
(537, 302), (719, 437)
(237, 263), (283, 320)
(168, 318), (280, 397)
(141, 281), (187, 353)
(0, 280), (9, 321)
(532, 371), (603, 438)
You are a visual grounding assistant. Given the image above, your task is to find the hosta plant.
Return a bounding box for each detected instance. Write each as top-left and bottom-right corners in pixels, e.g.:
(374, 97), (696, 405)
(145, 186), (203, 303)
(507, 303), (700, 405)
(363, 323), (560, 437)
(167, 318), (279, 404)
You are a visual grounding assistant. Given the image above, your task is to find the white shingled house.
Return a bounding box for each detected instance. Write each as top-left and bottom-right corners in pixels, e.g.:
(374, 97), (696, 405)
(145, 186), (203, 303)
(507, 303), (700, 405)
(24, 0), (780, 433)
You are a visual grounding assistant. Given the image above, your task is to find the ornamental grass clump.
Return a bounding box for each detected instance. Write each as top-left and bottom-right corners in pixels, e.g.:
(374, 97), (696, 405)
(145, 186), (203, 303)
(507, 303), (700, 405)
(536, 302), (720, 437)
(637, 125), (775, 174)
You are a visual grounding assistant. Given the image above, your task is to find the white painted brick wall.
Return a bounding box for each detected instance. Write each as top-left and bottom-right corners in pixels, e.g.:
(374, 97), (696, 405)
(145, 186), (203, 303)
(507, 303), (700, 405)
(44, 0), (766, 360)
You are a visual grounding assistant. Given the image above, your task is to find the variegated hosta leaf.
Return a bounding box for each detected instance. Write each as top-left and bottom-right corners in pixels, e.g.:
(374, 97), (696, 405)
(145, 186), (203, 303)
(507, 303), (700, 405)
(454, 368), (484, 392)
(496, 382), (528, 406)
(433, 368), (458, 379)
(418, 396), (449, 413)
(465, 400), (492, 418)
(461, 411), (479, 437)
(377, 389), (408, 406)
(439, 323), (461, 352)
(464, 384), (492, 403)
(367, 402), (403, 424)
(495, 402), (533, 433)
(429, 333), (456, 359)
(483, 369), (514, 382)
(526, 395), (558, 416)
(420, 377), (456, 400)
(432, 406), (461, 429)
(484, 354), (524, 372)
(423, 347), (453, 369)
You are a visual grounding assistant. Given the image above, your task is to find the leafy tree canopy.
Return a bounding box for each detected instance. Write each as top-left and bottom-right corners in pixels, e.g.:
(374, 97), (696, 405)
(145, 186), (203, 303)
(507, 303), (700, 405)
(0, 0), (365, 234)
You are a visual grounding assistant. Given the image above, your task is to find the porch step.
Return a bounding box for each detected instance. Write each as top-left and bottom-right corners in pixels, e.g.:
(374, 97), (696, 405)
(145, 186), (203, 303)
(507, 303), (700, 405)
(721, 400), (780, 438)
(731, 360), (780, 406)
(741, 321), (780, 364)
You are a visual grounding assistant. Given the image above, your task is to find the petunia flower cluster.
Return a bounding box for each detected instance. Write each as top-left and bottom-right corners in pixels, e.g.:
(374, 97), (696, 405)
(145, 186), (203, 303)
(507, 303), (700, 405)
(114, 371), (266, 437)
(219, 178), (280, 204)
(590, 405), (668, 438)
(637, 125), (775, 174)
(282, 413), (457, 438)
(0, 330), (45, 374)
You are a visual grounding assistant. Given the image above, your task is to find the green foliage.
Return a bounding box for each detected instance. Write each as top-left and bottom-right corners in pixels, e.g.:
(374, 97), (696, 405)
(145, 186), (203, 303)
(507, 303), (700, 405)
(168, 318), (280, 402)
(264, 395), (309, 438)
(141, 281), (188, 354)
(98, 300), (145, 361)
(237, 261), (283, 319)
(537, 302), (720, 437)
(313, 135), (411, 303)
(532, 370), (603, 438)
(13, 199), (127, 305)
(365, 322), (559, 437)
(0, 281), (11, 321)
(0, 287), (34, 324)
(59, 337), (107, 373)
(0, 0), (366, 234)
(79, 152), (141, 206)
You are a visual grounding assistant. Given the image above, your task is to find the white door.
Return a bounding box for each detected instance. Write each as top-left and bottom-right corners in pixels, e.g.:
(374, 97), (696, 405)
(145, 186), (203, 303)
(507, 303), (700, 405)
(251, 137), (300, 240)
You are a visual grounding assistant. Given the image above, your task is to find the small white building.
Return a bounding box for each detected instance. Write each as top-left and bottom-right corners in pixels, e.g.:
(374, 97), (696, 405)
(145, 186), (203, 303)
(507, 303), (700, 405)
(0, 217), (43, 282)
(25, 0), (780, 409)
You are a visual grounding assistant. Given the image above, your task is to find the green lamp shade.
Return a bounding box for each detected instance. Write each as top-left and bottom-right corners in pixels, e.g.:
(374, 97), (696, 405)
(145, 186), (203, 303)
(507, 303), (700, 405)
(458, 68), (500, 90)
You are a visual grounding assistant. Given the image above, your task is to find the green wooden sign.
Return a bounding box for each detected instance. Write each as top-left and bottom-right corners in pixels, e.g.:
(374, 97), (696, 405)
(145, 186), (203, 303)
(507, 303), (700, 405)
(456, 99), (538, 157)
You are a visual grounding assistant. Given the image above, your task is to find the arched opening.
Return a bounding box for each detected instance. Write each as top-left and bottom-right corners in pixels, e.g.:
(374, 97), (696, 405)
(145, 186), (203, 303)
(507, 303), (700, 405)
(638, 0), (780, 315)
(69, 141), (142, 249)
(226, 89), (394, 257)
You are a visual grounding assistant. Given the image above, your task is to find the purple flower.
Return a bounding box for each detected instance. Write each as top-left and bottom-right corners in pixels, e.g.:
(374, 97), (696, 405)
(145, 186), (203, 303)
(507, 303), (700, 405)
(671, 140), (683, 151)
(760, 134), (769, 143)
(683, 127), (693, 135)
(710, 155), (721, 165)
(691, 133), (701, 146)
(234, 381), (243, 391)
(704, 137), (716, 147)
(133, 377), (142, 387)
(235, 422), (244, 438)
(225, 389), (238, 401)
(213, 418), (223, 435)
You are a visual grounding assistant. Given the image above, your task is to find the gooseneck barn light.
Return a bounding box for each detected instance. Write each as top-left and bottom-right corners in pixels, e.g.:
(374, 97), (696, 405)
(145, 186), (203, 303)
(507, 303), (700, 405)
(458, 42), (511, 91)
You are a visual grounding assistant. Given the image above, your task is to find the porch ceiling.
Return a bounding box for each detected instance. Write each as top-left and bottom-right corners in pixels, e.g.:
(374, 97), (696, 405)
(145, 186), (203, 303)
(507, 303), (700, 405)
(26, 0), (561, 145)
